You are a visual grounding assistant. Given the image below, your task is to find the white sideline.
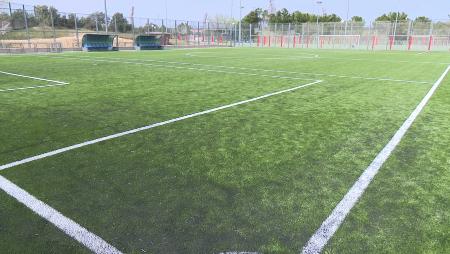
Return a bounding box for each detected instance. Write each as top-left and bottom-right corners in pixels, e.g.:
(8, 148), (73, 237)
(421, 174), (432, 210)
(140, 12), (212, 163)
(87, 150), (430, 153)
(0, 80), (322, 171)
(0, 70), (69, 85)
(0, 83), (67, 92)
(65, 55), (431, 85)
(0, 175), (122, 254)
(301, 65), (450, 254)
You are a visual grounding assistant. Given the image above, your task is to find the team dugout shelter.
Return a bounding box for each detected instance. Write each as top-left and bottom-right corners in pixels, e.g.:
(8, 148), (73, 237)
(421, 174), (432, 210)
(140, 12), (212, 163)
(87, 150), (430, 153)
(134, 32), (170, 50)
(82, 34), (119, 51)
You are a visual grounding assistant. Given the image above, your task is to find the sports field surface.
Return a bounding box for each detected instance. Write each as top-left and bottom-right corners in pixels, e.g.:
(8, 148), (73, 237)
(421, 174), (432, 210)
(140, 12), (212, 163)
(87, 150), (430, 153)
(0, 48), (449, 254)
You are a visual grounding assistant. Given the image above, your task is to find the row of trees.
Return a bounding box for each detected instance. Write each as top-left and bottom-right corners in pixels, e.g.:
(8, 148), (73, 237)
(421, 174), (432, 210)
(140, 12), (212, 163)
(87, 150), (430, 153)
(2, 5), (134, 33)
(1, 5), (439, 33)
(242, 8), (434, 24)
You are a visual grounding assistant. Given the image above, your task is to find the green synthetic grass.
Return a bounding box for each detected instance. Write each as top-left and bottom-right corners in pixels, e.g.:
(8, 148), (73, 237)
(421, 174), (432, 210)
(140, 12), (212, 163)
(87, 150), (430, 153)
(0, 48), (449, 254)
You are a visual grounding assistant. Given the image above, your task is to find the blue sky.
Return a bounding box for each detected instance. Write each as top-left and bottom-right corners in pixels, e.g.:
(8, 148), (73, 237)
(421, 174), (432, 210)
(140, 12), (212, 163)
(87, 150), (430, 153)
(19, 0), (450, 22)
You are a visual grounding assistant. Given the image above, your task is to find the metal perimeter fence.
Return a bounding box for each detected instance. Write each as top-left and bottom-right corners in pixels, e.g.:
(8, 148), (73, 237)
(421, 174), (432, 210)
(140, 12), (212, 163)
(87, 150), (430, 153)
(241, 21), (450, 51)
(1, 1), (449, 53)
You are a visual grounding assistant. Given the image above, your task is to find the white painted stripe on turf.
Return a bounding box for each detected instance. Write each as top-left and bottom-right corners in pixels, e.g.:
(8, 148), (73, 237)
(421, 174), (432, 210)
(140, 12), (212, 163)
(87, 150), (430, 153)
(0, 71), (69, 85)
(301, 65), (450, 254)
(0, 80), (322, 171)
(0, 83), (67, 92)
(46, 55), (318, 82)
(0, 175), (122, 254)
(66, 55), (431, 85)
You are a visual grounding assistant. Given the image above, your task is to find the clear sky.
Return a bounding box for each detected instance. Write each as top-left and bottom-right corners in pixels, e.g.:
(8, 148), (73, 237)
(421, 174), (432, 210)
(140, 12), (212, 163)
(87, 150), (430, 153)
(18, 0), (450, 22)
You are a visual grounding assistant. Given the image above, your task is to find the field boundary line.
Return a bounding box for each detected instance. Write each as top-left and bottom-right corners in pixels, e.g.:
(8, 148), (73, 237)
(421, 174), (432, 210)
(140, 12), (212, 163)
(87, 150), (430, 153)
(0, 83), (67, 92)
(302, 65), (450, 254)
(0, 70), (69, 85)
(0, 80), (322, 171)
(0, 175), (122, 254)
(66, 55), (432, 85)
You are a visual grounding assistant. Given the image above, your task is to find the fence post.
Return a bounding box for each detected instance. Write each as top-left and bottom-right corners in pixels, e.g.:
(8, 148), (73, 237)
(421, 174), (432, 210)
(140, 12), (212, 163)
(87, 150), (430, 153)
(249, 23), (252, 47)
(74, 13), (80, 48)
(95, 16), (99, 32)
(197, 21), (200, 47)
(131, 13), (135, 39)
(50, 9), (56, 44)
(175, 20), (178, 47)
(274, 23), (277, 47)
(407, 20), (412, 50)
(207, 22), (210, 47)
(428, 22), (434, 51)
(287, 23), (291, 48)
(8, 2), (12, 16)
(366, 21), (371, 50)
(114, 16), (118, 33)
(22, 5), (30, 48)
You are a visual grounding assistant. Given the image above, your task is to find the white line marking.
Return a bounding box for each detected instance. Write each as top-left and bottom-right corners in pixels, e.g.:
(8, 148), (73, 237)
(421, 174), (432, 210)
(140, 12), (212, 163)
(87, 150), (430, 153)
(0, 175), (122, 254)
(0, 80), (322, 171)
(301, 65), (450, 254)
(0, 71), (69, 85)
(0, 83), (67, 92)
(62, 55), (431, 85)
(45, 55), (317, 82)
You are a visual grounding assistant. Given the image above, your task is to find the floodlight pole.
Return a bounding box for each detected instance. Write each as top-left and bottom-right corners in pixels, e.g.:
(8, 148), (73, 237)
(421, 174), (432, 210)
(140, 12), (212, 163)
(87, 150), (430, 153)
(316, 1), (322, 49)
(345, 0), (350, 35)
(392, 11), (399, 49)
(104, 0), (108, 34)
(239, 0), (243, 46)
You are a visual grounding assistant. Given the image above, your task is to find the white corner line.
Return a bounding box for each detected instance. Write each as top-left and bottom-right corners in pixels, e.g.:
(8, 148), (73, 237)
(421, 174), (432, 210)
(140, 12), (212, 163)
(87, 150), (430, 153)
(0, 80), (322, 171)
(0, 175), (122, 254)
(0, 71), (69, 85)
(301, 65), (450, 254)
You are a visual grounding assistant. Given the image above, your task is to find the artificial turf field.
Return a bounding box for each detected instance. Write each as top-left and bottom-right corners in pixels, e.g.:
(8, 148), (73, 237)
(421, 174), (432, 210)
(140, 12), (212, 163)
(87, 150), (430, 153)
(0, 48), (449, 254)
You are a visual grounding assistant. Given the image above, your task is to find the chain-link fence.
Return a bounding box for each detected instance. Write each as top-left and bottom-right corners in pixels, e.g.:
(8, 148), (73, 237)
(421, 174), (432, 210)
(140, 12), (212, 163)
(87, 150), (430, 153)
(0, 1), (236, 52)
(242, 20), (450, 51)
(1, 1), (449, 52)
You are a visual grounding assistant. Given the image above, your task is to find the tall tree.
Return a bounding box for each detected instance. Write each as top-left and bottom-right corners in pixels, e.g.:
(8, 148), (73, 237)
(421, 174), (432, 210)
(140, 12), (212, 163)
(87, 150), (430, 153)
(414, 16), (431, 23)
(351, 16), (364, 22)
(375, 12), (408, 22)
(242, 8), (262, 24)
(109, 12), (131, 32)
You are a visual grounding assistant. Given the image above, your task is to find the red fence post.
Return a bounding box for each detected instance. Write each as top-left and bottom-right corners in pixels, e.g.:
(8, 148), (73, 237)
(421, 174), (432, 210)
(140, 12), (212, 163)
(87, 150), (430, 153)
(428, 35), (433, 51)
(408, 36), (413, 50)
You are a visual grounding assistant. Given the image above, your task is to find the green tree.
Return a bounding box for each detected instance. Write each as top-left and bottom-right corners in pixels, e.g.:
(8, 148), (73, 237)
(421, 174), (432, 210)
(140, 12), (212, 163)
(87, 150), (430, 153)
(414, 16), (431, 23)
(10, 10), (25, 29)
(242, 8), (262, 24)
(80, 12), (105, 31)
(351, 16), (364, 22)
(109, 12), (131, 33)
(319, 13), (342, 22)
(375, 12), (408, 22)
